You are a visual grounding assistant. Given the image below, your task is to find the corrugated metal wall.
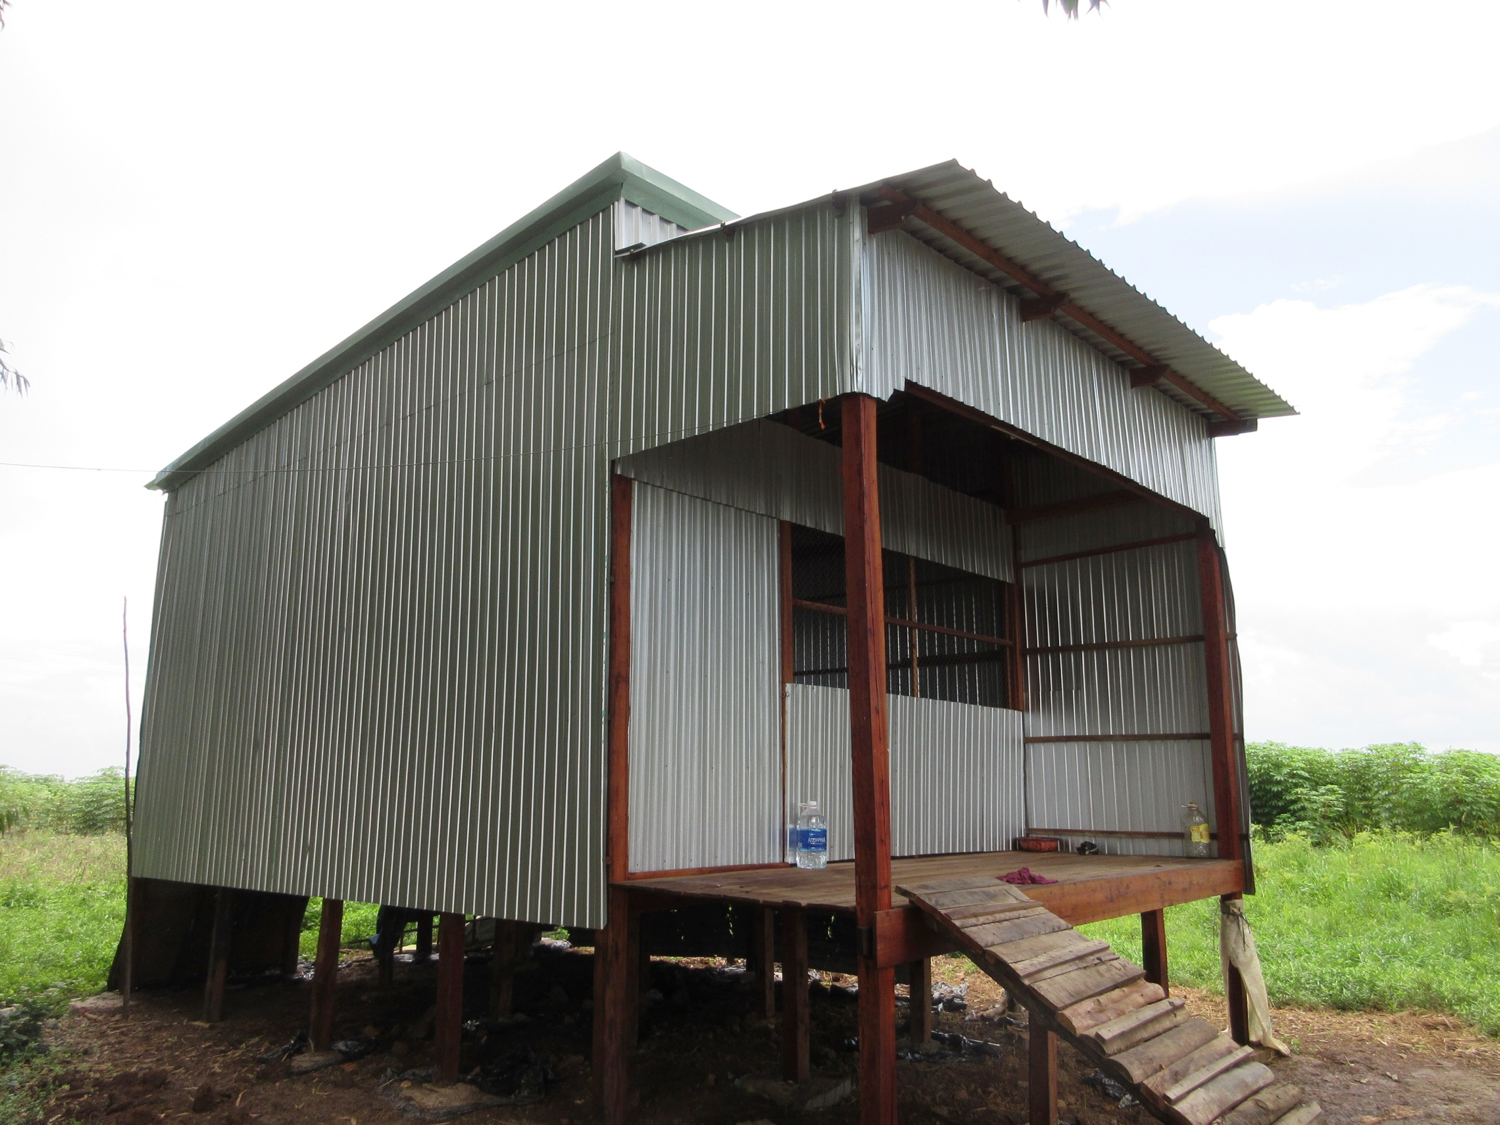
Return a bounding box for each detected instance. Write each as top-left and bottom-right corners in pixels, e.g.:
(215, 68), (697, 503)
(619, 419), (1012, 582)
(1013, 454), (1216, 856)
(136, 201), (859, 928)
(861, 227), (1224, 534)
(785, 684), (1025, 862)
(626, 484), (782, 873)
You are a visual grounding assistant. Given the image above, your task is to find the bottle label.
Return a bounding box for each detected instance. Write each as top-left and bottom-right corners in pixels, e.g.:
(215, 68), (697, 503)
(1190, 824), (1210, 844)
(804, 827), (827, 853)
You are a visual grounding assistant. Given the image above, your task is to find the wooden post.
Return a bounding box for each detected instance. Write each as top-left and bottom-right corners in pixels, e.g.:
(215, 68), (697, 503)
(490, 920), (517, 1019)
(203, 887), (233, 1022)
(748, 906), (776, 1020)
(906, 960), (930, 1050)
(416, 914), (434, 963)
(780, 905), (810, 1083)
(592, 887), (631, 1125)
(593, 471), (634, 1124)
(1140, 909), (1168, 995)
(840, 393), (897, 1125)
(120, 876), (139, 1011)
(309, 898), (343, 1051)
(281, 898), (306, 977)
(433, 912), (466, 1085)
(1197, 526), (1250, 1044)
(908, 958), (933, 1046)
(626, 908), (643, 1049)
(1028, 1022), (1058, 1125)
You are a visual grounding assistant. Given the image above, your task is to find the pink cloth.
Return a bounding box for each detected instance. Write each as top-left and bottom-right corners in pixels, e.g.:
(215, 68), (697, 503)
(998, 867), (1058, 885)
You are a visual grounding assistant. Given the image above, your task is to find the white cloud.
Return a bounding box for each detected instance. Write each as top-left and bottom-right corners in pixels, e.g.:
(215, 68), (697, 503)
(1213, 286), (1500, 748)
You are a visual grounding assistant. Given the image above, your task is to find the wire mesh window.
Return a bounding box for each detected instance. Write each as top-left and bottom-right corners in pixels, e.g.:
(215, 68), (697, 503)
(787, 525), (1016, 709)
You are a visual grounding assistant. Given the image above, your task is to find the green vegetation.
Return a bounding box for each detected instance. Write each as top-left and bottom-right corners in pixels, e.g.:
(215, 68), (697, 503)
(1081, 831), (1500, 1035)
(1246, 741), (1500, 842)
(0, 767), (132, 836)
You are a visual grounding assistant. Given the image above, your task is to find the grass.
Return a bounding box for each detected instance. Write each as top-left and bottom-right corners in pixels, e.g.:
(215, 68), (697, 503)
(0, 831), (127, 1006)
(1079, 832), (1500, 1035)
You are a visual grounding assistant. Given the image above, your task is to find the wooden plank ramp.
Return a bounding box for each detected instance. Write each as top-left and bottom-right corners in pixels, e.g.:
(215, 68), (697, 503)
(896, 876), (1320, 1125)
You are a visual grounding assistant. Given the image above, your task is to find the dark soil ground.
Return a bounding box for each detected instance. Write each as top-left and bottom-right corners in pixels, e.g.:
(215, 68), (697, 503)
(33, 945), (1500, 1125)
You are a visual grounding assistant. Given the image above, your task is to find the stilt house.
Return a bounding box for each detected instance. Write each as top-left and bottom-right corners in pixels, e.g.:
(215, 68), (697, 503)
(127, 154), (1295, 1124)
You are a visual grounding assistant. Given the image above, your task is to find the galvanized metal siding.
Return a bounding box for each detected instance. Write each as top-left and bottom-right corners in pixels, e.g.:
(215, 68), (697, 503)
(863, 228), (1225, 533)
(618, 420), (1013, 582)
(137, 200), (860, 927)
(612, 200), (691, 252)
(785, 684), (1025, 862)
(1014, 459), (1216, 856)
(627, 484), (782, 873)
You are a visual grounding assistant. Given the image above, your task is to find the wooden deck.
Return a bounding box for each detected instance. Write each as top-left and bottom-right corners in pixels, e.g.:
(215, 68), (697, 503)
(624, 850), (1243, 929)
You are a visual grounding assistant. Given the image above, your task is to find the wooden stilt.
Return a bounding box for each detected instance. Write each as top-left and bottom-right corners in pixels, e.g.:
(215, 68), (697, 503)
(841, 393), (897, 1125)
(626, 907), (643, 1048)
(416, 913), (434, 964)
(433, 912), (465, 1086)
(1140, 909), (1169, 995)
(281, 897), (306, 977)
(593, 887), (631, 1125)
(120, 876), (139, 1012)
(489, 920), (517, 1019)
(908, 958), (933, 1046)
(780, 905), (810, 1082)
(309, 898), (343, 1051)
(1028, 1021), (1059, 1125)
(748, 906), (776, 1020)
(1222, 895), (1251, 1046)
(203, 887), (233, 1022)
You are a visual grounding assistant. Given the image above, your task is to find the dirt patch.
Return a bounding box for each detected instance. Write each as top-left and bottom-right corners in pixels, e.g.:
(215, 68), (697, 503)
(32, 948), (1500, 1124)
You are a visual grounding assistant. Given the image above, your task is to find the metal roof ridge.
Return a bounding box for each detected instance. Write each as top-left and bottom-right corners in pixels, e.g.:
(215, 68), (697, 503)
(150, 153), (736, 492)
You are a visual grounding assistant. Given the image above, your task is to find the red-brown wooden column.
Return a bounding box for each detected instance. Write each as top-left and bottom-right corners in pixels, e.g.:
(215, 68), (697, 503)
(309, 898), (344, 1050)
(780, 906), (811, 1082)
(1197, 526), (1250, 1044)
(908, 958), (933, 1047)
(841, 394), (897, 1125)
(594, 472), (634, 1125)
(433, 911), (466, 1085)
(1029, 1023), (1058, 1125)
(1140, 909), (1169, 994)
(203, 887), (234, 1022)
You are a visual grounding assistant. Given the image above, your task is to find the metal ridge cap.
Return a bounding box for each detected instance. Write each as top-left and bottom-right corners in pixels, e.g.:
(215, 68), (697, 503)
(150, 153), (737, 492)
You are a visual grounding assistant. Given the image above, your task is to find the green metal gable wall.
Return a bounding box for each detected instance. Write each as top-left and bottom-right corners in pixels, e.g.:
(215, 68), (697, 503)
(134, 199), (860, 928)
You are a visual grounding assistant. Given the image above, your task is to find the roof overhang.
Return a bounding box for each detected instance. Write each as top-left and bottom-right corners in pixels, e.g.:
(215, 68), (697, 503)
(149, 153), (735, 492)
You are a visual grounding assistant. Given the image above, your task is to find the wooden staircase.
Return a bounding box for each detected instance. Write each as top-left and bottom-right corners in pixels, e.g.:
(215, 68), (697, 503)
(896, 876), (1321, 1125)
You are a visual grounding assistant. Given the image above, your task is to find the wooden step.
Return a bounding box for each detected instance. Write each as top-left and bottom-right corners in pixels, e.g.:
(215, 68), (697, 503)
(1139, 1034), (1244, 1103)
(1218, 1082), (1304, 1125)
(1055, 979), (1164, 1035)
(1085, 997), (1187, 1056)
(1271, 1102), (1322, 1125)
(1107, 1018), (1220, 1085)
(1167, 1062), (1275, 1125)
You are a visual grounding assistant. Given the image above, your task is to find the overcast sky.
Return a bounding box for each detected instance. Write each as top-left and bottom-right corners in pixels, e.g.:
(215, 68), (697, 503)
(2, 1), (1496, 777)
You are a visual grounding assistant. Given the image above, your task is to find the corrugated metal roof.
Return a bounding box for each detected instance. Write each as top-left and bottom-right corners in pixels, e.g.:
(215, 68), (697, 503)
(850, 161), (1294, 421)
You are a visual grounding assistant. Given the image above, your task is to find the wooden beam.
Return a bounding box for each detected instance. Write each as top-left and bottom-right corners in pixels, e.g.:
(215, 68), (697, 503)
(871, 186), (1242, 422)
(1198, 527), (1252, 1047)
(840, 393), (897, 1125)
(1018, 533), (1198, 571)
(1209, 418), (1259, 438)
(1025, 732), (1210, 743)
(592, 887), (631, 1125)
(1006, 489), (1139, 523)
(1025, 634), (1203, 656)
(1029, 1023), (1059, 1125)
(1141, 909), (1169, 995)
(780, 905), (811, 1083)
(748, 906), (776, 1020)
(779, 521), (795, 686)
(433, 912), (465, 1086)
(1197, 528), (1244, 867)
(607, 473), (633, 886)
(903, 383), (1209, 525)
(1020, 293), (1069, 322)
(203, 888), (233, 1023)
(909, 958), (933, 1046)
(309, 897), (343, 1050)
(866, 199), (919, 234)
(1131, 364), (1168, 388)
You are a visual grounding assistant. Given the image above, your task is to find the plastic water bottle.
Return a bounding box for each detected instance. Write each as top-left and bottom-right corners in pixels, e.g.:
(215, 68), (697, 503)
(1181, 802), (1211, 858)
(796, 801), (827, 870)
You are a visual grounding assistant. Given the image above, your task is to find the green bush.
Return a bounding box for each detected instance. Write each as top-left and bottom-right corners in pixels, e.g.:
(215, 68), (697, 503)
(1247, 742), (1500, 843)
(0, 768), (132, 836)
